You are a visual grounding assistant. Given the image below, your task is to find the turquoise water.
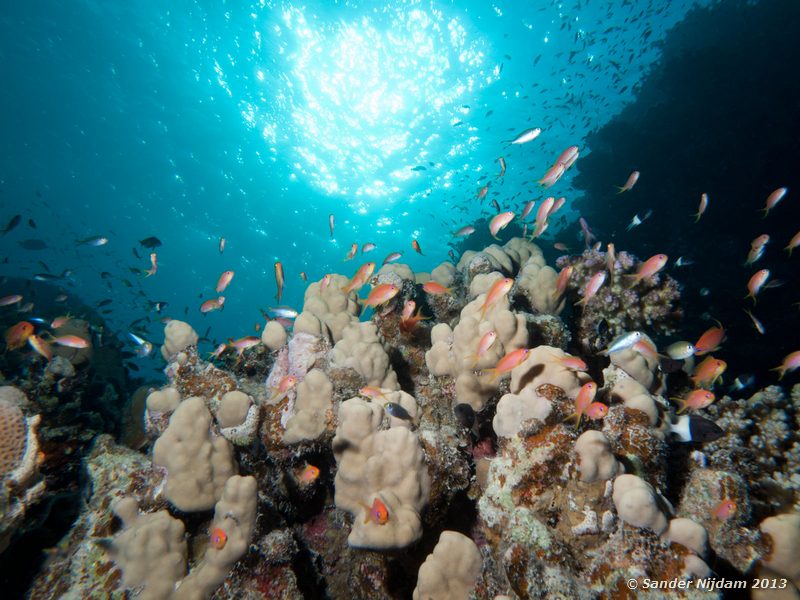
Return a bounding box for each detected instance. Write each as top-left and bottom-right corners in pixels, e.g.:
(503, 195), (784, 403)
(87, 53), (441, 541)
(0, 0), (760, 376)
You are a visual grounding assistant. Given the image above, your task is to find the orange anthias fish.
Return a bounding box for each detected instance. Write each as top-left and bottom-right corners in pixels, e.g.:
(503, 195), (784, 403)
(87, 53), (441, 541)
(269, 375), (298, 402)
(297, 463), (320, 485)
(496, 156), (506, 179)
(363, 496), (390, 525)
(556, 145), (579, 168)
(624, 254), (668, 286)
(300, 271), (308, 282)
(468, 330), (497, 367)
(745, 269), (770, 303)
(28, 334), (52, 361)
(145, 253), (157, 277)
(480, 277), (514, 318)
(553, 265), (574, 300)
(476, 183), (489, 201)
(344, 262), (376, 293)
(760, 186), (787, 217)
(694, 322), (726, 356)
(785, 230), (800, 256)
(200, 296), (225, 313)
(399, 300), (428, 332)
(691, 356), (727, 388)
(50, 315), (72, 329)
(209, 527), (227, 550)
(585, 402), (608, 420)
(344, 243), (358, 261)
(616, 170), (640, 193)
(673, 389), (715, 414)
(216, 270), (234, 293)
(275, 261), (285, 302)
(482, 348), (530, 383)
(712, 499), (737, 521)
(489, 211), (515, 240)
(422, 281), (452, 295)
(558, 355), (588, 372)
(692, 193), (709, 222)
(539, 162), (565, 188)
(564, 381), (598, 426)
(5, 321), (34, 350)
(576, 271), (606, 307)
(745, 234), (769, 266)
(51, 335), (90, 349)
(359, 386), (390, 401)
(363, 284), (400, 308)
(412, 239), (424, 255)
(229, 336), (261, 356)
(520, 200), (535, 221)
(772, 350), (800, 380)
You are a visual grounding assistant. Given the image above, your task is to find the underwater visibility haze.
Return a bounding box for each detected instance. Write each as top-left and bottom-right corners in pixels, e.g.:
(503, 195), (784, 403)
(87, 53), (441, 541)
(1, 0), (799, 598)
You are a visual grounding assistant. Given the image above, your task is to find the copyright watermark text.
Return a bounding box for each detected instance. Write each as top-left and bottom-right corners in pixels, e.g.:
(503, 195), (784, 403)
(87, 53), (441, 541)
(626, 577), (789, 591)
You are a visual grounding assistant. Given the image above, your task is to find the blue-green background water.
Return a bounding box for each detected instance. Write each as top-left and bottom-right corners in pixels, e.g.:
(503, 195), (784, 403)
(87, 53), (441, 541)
(1, 0), (798, 383)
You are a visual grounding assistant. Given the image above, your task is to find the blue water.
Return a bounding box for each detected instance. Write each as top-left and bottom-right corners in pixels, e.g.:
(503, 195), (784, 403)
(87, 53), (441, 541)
(1, 0), (718, 376)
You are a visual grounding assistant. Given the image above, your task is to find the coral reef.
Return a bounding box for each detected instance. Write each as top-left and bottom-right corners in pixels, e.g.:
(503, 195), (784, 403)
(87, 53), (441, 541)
(7, 237), (797, 599)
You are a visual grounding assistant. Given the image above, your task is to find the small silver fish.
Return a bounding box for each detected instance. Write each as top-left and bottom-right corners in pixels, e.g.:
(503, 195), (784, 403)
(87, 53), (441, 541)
(600, 331), (643, 355)
(674, 256), (694, 268)
(269, 306), (298, 319)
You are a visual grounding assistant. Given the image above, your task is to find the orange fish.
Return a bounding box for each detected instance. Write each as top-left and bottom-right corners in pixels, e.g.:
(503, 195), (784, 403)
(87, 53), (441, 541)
(556, 145), (579, 168)
(712, 499), (737, 521)
(300, 271), (308, 282)
(228, 336), (260, 356)
(274, 261), (285, 302)
(359, 386), (390, 401)
(616, 170), (640, 193)
(760, 186), (787, 217)
(209, 527), (227, 549)
(468, 330), (497, 367)
(576, 271), (606, 307)
(694, 322), (726, 356)
(51, 335), (90, 349)
(632, 338), (659, 363)
(745, 234), (769, 266)
(216, 270), (234, 293)
(476, 183), (489, 201)
(558, 356), (588, 372)
(145, 253), (157, 277)
(363, 284), (399, 308)
(553, 242), (570, 252)
(344, 243), (358, 261)
(482, 348), (530, 383)
(586, 402), (608, 420)
(363, 496), (390, 525)
(209, 343), (227, 359)
(606, 243), (616, 277)
(745, 269), (769, 303)
(297, 463), (320, 485)
(785, 230), (800, 256)
(539, 162), (565, 188)
(5, 321), (34, 351)
(412, 239), (424, 255)
(692, 193), (709, 222)
(200, 296), (225, 313)
(399, 300), (428, 332)
(28, 334), (52, 361)
(691, 356), (727, 388)
(344, 262), (376, 293)
(771, 350), (800, 380)
(553, 265), (574, 300)
(673, 389), (715, 414)
(489, 211), (515, 240)
(624, 254), (668, 286)
(520, 200), (536, 221)
(564, 381), (598, 426)
(320, 274), (332, 293)
(480, 277), (514, 318)
(50, 315), (72, 329)
(422, 281), (452, 295)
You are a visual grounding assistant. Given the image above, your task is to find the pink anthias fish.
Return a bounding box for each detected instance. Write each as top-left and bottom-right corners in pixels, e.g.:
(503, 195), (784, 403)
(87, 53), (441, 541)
(520, 200), (536, 221)
(539, 162), (565, 188)
(616, 170), (640, 193)
(624, 254), (668, 286)
(744, 234), (769, 266)
(784, 230), (800, 256)
(576, 271), (606, 307)
(362, 243), (376, 254)
(489, 211), (514, 240)
(760, 186), (788, 217)
(745, 269), (770, 303)
(480, 277), (514, 318)
(216, 270), (234, 293)
(145, 253), (157, 277)
(579, 217), (596, 247)
(772, 350), (800, 380)
(468, 330), (497, 368)
(200, 296), (225, 313)
(481, 347), (531, 383)
(556, 145), (579, 169)
(553, 265), (574, 300)
(692, 193), (709, 223)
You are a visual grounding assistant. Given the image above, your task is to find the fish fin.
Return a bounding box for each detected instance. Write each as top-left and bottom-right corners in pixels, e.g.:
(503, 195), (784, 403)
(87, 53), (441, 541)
(562, 412), (582, 427)
(786, 246), (793, 256)
(770, 366), (785, 381)
(615, 186), (626, 194)
(621, 274), (639, 288)
(692, 212), (701, 223)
